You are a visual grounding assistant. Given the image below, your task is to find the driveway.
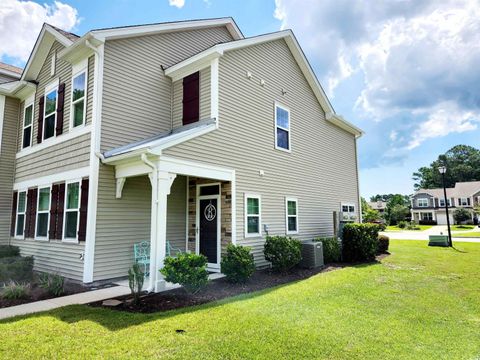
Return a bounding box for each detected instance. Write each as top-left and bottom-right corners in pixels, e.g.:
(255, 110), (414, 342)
(381, 225), (480, 242)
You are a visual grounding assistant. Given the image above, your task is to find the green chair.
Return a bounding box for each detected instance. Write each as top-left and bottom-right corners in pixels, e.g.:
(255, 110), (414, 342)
(134, 241), (184, 277)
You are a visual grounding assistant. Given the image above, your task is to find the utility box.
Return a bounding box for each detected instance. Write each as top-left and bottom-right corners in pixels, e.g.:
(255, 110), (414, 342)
(428, 235), (449, 247)
(300, 241), (324, 268)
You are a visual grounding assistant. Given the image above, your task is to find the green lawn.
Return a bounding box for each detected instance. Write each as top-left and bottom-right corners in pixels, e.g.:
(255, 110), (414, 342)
(451, 225), (476, 231)
(386, 225), (432, 231)
(1, 241), (479, 359)
(453, 231), (480, 238)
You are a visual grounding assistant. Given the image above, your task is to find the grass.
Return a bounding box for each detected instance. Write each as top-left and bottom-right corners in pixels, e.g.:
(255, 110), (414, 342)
(0, 240), (479, 359)
(453, 231), (480, 238)
(386, 224), (432, 231)
(451, 225), (475, 231)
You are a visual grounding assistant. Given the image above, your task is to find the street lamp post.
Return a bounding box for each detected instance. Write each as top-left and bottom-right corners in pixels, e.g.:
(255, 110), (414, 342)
(438, 166), (453, 247)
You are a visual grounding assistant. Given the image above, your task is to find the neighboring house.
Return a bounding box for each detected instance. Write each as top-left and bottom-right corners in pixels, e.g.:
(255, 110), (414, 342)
(411, 181), (480, 224)
(368, 201), (386, 214)
(0, 18), (363, 291)
(0, 62), (22, 84)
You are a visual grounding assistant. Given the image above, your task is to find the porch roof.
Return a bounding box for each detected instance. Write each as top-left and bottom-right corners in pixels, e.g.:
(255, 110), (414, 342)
(102, 118), (216, 162)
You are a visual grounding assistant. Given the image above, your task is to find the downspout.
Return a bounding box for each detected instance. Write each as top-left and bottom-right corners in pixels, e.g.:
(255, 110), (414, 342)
(355, 136), (363, 223)
(141, 152), (158, 292)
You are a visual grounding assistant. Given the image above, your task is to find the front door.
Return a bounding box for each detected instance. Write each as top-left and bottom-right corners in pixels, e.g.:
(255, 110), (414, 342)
(198, 196), (220, 269)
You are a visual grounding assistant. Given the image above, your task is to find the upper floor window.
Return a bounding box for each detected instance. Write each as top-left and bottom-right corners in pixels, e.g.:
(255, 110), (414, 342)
(286, 197), (298, 234)
(22, 103), (33, 148)
(15, 191), (27, 238)
(44, 88), (57, 140)
(245, 194), (261, 237)
(341, 204), (355, 213)
(36, 187), (51, 239)
(458, 198), (469, 206)
(182, 71), (199, 125)
(439, 198), (451, 207)
(64, 181), (80, 241)
(417, 198), (429, 207)
(275, 103), (290, 151)
(71, 71), (87, 128)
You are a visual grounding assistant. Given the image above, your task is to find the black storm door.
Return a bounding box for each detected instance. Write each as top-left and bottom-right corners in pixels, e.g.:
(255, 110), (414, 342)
(199, 198), (218, 264)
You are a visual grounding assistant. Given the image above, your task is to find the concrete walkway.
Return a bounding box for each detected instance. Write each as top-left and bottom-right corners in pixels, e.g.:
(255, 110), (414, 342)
(382, 225), (480, 242)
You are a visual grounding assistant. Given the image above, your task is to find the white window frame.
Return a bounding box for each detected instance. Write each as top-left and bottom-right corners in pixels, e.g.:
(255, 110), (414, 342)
(43, 80), (59, 142)
(421, 212), (433, 221)
(21, 97), (34, 149)
(244, 193), (261, 238)
(439, 198), (451, 207)
(63, 179), (82, 243)
(417, 198), (429, 207)
(70, 68), (87, 130)
(285, 197), (298, 235)
(15, 190), (27, 239)
(274, 102), (291, 152)
(341, 203), (356, 213)
(35, 185), (51, 241)
(458, 198), (468, 206)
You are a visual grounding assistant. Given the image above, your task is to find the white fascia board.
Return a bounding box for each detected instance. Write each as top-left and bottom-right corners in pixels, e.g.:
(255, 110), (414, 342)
(326, 113), (364, 138)
(91, 18), (243, 42)
(0, 95), (5, 156)
(57, 33), (101, 64)
(0, 69), (21, 79)
(0, 81), (36, 99)
(165, 50), (223, 81)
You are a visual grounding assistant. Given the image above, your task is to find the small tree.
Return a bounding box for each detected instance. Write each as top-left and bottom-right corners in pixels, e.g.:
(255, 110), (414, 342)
(363, 208), (381, 223)
(389, 204), (409, 225)
(453, 208), (472, 224)
(128, 263), (144, 305)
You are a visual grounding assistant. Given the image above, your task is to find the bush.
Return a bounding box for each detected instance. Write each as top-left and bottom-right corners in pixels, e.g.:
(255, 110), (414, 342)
(0, 245), (20, 258)
(221, 244), (255, 283)
(313, 237), (341, 263)
(1, 281), (30, 300)
(342, 223), (380, 262)
(397, 221), (407, 229)
(0, 256), (33, 285)
(160, 253), (209, 294)
(128, 263), (144, 305)
(38, 273), (64, 297)
(419, 219), (437, 225)
(406, 224), (421, 230)
(453, 208), (472, 224)
(377, 235), (390, 254)
(264, 236), (302, 273)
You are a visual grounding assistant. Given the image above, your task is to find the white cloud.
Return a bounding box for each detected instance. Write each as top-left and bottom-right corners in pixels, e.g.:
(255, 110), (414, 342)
(168, 0), (185, 8)
(274, 0), (480, 149)
(0, 0), (79, 63)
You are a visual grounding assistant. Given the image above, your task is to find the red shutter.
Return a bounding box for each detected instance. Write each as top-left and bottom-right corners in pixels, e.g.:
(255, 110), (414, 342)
(56, 183), (66, 240)
(182, 72), (200, 125)
(56, 83), (65, 135)
(25, 188), (37, 238)
(37, 96), (44, 144)
(78, 179), (89, 241)
(49, 185), (59, 239)
(10, 192), (18, 237)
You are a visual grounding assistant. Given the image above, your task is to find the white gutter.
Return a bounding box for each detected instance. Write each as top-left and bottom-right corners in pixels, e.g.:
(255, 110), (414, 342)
(141, 153), (158, 293)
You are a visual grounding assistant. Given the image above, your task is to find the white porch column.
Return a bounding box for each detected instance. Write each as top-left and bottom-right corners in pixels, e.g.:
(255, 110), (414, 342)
(150, 171), (176, 293)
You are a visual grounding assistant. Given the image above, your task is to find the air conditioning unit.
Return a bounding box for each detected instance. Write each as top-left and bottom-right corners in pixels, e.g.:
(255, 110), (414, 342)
(300, 240), (324, 269)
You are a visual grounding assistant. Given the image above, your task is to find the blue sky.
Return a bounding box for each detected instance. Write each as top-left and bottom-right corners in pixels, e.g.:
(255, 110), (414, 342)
(1, 0), (479, 200)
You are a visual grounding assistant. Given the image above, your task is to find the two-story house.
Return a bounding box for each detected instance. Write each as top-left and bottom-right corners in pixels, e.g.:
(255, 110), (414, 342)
(411, 181), (480, 225)
(0, 18), (363, 292)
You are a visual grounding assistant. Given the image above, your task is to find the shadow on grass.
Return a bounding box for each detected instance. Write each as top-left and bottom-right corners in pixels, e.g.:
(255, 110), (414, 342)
(0, 260), (383, 331)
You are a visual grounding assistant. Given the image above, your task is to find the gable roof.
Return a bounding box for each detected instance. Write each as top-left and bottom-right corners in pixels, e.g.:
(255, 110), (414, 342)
(164, 30), (363, 137)
(48, 24), (80, 42)
(415, 181), (480, 198)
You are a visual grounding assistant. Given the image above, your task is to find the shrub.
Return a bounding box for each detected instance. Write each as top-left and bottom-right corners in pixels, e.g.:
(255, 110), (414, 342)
(342, 223), (380, 262)
(419, 219), (437, 225)
(128, 263), (144, 305)
(397, 221), (407, 229)
(221, 244), (255, 283)
(0, 256), (33, 285)
(406, 223), (420, 230)
(38, 273), (64, 297)
(313, 237), (341, 263)
(453, 208), (472, 224)
(377, 235), (390, 254)
(0, 245), (20, 258)
(160, 253), (209, 294)
(264, 236), (302, 273)
(1, 281), (30, 300)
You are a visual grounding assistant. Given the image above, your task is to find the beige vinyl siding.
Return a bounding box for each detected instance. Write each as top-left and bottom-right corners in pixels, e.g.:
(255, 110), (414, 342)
(100, 26), (233, 152)
(93, 166), (186, 281)
(0, 97), (20, 244)
(10, 239), (85, 281)
(172, 67), (211, 128)
(14, 132), (90, 182)
(165, 39), (360, 266)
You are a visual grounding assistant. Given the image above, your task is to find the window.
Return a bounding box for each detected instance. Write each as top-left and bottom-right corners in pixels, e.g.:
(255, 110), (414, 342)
(71, 71), (86, 128)
(245, 194), (261, 237)
(182, 71), (199, 125)
(22, 103), (33, 148)
(36, 187), (50, 239)
(275, 103), (290, 151)
(64, 182), (80, 241)
(439, 198), (451, 207)
(286, 197), (298, 234)
(417, 198), (429, 207)
(421, 212), (433, 221)
(341, 204), (355, 213)
(44, 88), (57, 140)
(15, 191), (27, 238)
(458, 198), (469, 206)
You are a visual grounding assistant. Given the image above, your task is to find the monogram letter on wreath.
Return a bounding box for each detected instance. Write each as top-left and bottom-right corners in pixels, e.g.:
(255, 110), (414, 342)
(204, 201), (217, 221)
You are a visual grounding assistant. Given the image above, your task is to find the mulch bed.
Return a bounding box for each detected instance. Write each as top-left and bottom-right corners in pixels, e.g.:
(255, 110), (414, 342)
(89, 262), (356, 314)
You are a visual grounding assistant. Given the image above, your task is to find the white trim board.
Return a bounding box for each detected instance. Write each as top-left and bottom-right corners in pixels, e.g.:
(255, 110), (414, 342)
(0, 95), (5, 156)
(13, 167), (90, 191)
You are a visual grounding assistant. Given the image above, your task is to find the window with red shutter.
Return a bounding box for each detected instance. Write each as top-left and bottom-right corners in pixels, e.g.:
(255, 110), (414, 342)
(25, 188), (38, 238)
(56, 183), (65, 240)
(56, 83), (65, 135)
(182, 72), (200, 125)
(78, 178), (89, 242)
(10, 192), (17, 237)
(37, 97), (44, 144)
(49, 185), (59, 239)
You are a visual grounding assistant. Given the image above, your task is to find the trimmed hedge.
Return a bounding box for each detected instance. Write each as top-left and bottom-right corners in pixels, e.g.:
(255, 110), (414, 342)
(0, 256), (34, 285)
(160, 253), (209, 294)
(264, 236), (302, 273)
(313, 237), (341, 263)
(221, 244), (255, 283)
(342, 223), (380, 262)
(0, 245), (20, 259)
(377, 235), (390, 254)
